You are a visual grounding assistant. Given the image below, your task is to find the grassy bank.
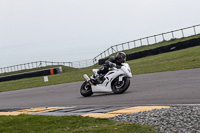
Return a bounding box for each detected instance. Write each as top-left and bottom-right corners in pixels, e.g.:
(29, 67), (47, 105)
(0, 45), (200, 92)
(0, 114), (155, 133)
(129, 45), (200, 74)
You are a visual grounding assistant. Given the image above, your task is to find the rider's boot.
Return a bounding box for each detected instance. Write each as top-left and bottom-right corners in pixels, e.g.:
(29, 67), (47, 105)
(96, 74), (105, 84)
(91, 73), (105, 84)
(90, 73), (99, 85)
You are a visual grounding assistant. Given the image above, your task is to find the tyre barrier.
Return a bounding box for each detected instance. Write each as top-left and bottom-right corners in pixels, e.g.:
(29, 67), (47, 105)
(0, 67), (62, 82)
(98, 38), (200, 65)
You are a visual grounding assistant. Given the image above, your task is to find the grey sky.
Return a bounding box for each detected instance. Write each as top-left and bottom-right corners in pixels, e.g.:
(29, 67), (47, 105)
(0, 0), (200, 67)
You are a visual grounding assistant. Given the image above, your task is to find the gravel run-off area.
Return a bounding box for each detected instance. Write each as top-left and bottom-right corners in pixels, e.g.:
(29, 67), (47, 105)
(110, 106), (200, 133)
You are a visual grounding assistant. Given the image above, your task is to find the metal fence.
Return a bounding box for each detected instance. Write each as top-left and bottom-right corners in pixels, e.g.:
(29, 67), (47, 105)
(71, 59), (95, 68)
(0, 61), (69, 74)
(0, 60), (95, 74)
(1, 24), (200, 74)
(93, 24), (200, 62)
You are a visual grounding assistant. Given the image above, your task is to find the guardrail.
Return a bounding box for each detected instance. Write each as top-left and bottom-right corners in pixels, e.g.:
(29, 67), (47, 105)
(0, 61), (69, 74)
(93, 24), (200, 62)
(0, 60), (95, 74)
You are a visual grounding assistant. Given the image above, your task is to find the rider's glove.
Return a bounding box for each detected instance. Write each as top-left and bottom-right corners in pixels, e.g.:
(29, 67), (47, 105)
(109, 62), (116, 67)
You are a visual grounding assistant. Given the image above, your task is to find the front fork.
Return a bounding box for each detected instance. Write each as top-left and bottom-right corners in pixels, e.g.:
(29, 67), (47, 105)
(118, 75), (124, 82)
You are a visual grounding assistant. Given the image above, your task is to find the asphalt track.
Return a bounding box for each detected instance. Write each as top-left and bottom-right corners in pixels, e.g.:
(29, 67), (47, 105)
(0, 68), (200, 110)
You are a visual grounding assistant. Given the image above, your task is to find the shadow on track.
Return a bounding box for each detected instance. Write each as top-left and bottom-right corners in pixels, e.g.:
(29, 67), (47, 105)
(79, 91), (132, 98)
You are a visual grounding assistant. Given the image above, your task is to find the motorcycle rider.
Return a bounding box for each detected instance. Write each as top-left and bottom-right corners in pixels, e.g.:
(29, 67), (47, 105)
(92, 52), (126, 83)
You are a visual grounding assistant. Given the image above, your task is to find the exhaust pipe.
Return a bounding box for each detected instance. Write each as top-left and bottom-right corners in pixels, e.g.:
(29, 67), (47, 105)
(83, 74), (90, 82)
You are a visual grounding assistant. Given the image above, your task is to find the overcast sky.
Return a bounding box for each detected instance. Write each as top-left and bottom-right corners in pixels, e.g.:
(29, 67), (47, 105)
(0, 0), (200, 68)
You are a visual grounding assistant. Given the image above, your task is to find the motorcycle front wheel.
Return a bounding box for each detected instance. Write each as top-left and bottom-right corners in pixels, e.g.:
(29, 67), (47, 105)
(80, 81), (93, 97)
(111, 77), (130, 94)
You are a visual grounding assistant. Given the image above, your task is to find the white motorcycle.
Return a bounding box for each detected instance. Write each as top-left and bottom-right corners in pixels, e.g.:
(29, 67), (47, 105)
(80, 63), (132, 97)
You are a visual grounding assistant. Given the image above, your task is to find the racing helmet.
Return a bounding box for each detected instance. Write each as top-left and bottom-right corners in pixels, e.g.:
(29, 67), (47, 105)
(116, 52), (126, 63)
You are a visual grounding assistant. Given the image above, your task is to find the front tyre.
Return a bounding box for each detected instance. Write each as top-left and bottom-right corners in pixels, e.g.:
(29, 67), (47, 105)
(111, 77), (130, 94)
(80, 81), (93, 97)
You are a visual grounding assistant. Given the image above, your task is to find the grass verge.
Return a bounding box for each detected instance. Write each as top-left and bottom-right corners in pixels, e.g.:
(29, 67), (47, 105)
(0, 114), (156, 133)
(128, 45), (200, 74)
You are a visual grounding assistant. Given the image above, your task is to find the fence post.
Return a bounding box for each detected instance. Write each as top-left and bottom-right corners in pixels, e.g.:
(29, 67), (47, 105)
(31, 62), (33, 68)
(107, 48), (110, 55)
(140, 39), (142, 46)
(128, 42), (130, 49)
(146, 37), (149, 45)
(116, 45), (118, 52)
(193, 26), (197, 35)
(111, 46), (114, 54)
(154, 35), (157, 43)
(40, 61), (42, 67)
(171, 31), (174, 39)
(111, 46), (116, 53)
(28, 63), (30, 69)
(162, 33), (165, 41)
(181, 29), (184, 37)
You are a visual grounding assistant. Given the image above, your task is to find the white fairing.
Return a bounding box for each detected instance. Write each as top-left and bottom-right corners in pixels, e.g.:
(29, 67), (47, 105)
(121, 63), (132, 78)
(90, 63), (132, 93)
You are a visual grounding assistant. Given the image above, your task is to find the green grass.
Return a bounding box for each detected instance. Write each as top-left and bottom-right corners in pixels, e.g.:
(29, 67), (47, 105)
(129, 45), (200, 74)
(0, 114), (156, 133)
(0, 45), (200, 92)
(0, 65), (98, 92)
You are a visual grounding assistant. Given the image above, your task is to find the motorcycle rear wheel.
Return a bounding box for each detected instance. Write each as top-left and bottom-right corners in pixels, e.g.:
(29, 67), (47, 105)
(111, 77), (130, 94)
(80, 81), (93, 97)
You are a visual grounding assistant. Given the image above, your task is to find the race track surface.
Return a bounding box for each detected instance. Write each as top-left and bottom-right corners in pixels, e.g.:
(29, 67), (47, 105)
(0, 68), (200, 109)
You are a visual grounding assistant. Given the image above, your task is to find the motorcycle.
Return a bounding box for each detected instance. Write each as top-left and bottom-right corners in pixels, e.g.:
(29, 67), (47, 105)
(80, 63), (132, 97)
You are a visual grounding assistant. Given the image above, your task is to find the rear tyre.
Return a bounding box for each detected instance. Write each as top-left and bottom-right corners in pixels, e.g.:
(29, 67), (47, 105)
(80, 81), (93, 97)
(111, 77), (130, 94)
